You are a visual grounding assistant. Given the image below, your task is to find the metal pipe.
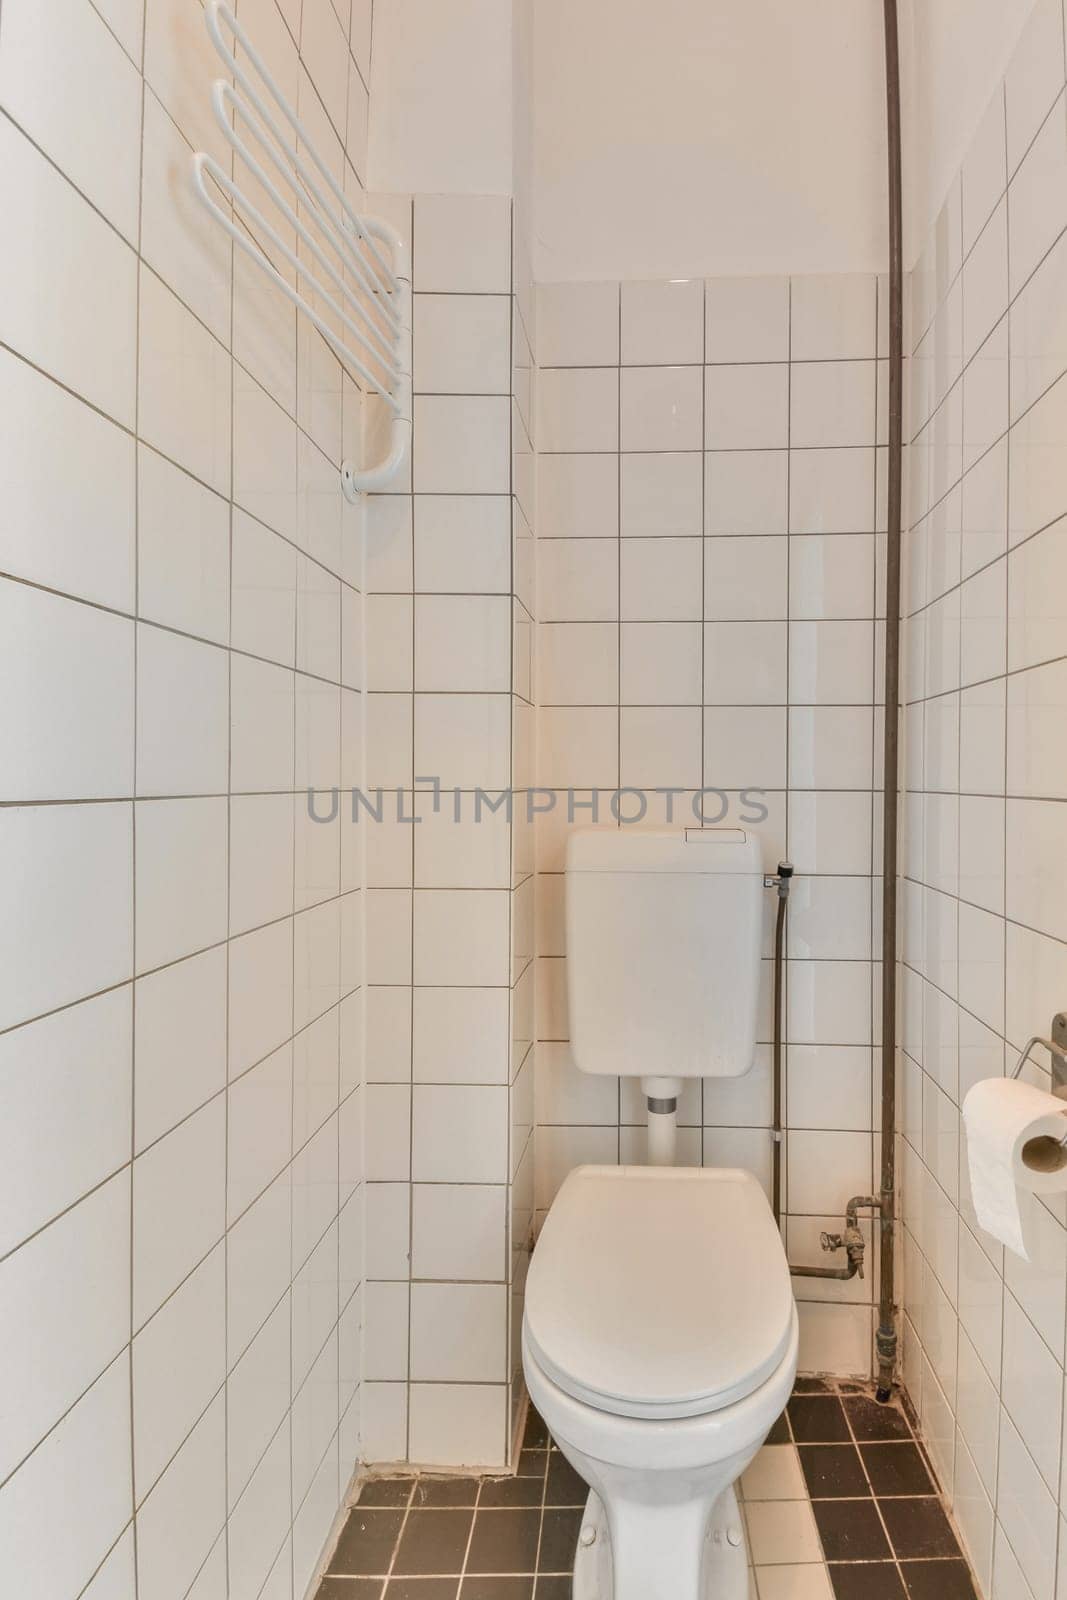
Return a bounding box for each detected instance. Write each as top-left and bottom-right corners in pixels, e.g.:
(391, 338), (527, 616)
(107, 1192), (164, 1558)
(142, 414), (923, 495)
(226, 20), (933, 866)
(769, 865), (793, 1229)
(876, 0), (904, 1405)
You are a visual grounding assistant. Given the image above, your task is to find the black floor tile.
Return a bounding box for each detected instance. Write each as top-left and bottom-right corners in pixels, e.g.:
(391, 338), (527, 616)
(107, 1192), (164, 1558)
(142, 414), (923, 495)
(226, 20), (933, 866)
(828, 1563), (907, 1600)
(766, 1410), (792, 1444)
(534, 1581), (571, 1599)
(901, 1560), (978, 1600)
(523, 1409), (550, 1449)
(461, 1580), (535, 1600)
(545, 1453), (588, 1507)
(879, 1496), (961, 1559)
(359, 1480), (416, 1508)
(414, 1478), (481, 1508)
(479, 1474), (545, 1508)
(391, 1510), (474, 1577)
(466, 1508), (542, 1574)
(843, 1395), (912, 1442)
(861, 1443), (934, 1496)
(793, 1376), (835, 1394)
(799, 1443), (871, 1498)
(789, 1396), (852, 1443)
(812, 1496), (891, 1561)
(329, 1509), (406, 1576)
(538, 1508), (582, 1573)
(318, 1581), (386, 1599)
(516, 1448), (549, 1479)
(385, 1583), (458, 1599)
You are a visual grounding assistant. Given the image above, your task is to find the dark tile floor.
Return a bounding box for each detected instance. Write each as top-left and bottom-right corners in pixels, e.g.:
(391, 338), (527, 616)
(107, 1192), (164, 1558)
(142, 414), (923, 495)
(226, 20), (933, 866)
(317, 1380), (977, 1600)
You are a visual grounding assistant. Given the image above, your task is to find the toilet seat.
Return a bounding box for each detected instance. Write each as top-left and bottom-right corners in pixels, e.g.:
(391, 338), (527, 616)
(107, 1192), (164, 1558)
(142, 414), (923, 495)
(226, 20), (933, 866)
(524, 1164), (794, 1421)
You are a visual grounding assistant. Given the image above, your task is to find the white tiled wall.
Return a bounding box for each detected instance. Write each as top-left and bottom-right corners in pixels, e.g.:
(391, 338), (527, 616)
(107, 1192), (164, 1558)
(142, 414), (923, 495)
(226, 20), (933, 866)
(0, 0), (372, 1594)
(900, 5), (1067, 1599)
(359, 190), (532, 1470)
(531, 268), (889, 1378)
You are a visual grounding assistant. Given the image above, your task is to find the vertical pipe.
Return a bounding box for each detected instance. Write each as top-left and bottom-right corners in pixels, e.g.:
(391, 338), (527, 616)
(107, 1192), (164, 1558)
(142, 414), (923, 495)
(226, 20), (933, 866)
(877, 0), (904, 1402)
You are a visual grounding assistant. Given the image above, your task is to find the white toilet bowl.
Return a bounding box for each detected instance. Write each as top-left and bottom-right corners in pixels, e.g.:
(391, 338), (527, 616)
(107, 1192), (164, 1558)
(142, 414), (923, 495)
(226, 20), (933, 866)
(521, 1163), (798, 1600)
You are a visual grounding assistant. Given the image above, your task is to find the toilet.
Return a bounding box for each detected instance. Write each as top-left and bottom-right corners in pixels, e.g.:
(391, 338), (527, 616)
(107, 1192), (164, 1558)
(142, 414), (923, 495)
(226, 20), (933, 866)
(521, 828), (798, 1600)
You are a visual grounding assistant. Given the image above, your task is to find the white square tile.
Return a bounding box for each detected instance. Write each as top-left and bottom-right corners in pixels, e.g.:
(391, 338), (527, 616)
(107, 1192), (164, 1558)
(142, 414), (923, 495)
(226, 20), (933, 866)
(621, 537), (702, 620)
(135, 946), (226, 1152)
(412, 987), (510, 1085)
(413, 395), (510, 492)
(704, 537), (787, 620)
(134, 1395), (226, 1600)
(621, 279), (703, 365)
(0, 1354), (131, 1600)
(132, 1097), (226, 1329)
(414, 195), (511, 292)
(539, 623), (619, 705)
(741, 1445), (806, 1501)
(789, 449), (875, 534)
(140, 89), (230, 344)
(705, 365), (788, 449)
(0, 803), (132, 1032)
(413, 294), (510, 394)
(703, 705), (787, 790)
(790, 363), (876, 448)
(231, 510), (296, 667)
(413, 693), (511, 790)
(132, 1245), (225, 1501)
(705, 277), (789, 363)
(789, 621), (874, 705)
(411, 1185), (506, 1280)
(704, 621), (787, 705)
(538, 453), (619, 539)
(621, 452), (703, 538)
(789, 534), (874, 619)
(0, 990), (131, 1259)
(0, 117), (137, 428)
(414, 495), (511, 592)
(790, 275), (876, 360)
(139, 266), (230, 496)
(621, 622), (702, 705)
(0, 1173), (130, 1483)
(227, 1044), (292, 1225)
(788, 707), (873, 789)
(228, 793), (295, 937)
(705, 451), (789, 536)
(620, 705), (700, 788)
(412, 889), (510, 985)
(136, 626), (228, 798)
(136, 797), (228, 973)
(0, 349), (135, 611)
(139, 448), (230, 646)
(414, 595), (511, 691)
(537, 368), (619, 453)
(0, 580), (134, 802)
(621, 366), (703, 452)
(410, 1284), (507, 1381)
(537, 707), (619, 788)
(412, 1084), (508, 1183)
(408, 1383), (507, 1469)
(538, 537), (618, 622)
(537, 281), (619, 366)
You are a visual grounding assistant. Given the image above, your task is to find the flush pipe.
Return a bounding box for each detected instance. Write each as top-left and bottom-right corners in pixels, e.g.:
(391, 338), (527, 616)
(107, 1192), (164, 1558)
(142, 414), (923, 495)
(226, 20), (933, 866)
(875, 0), (904, 1404)
(768, 864), (882, 1285)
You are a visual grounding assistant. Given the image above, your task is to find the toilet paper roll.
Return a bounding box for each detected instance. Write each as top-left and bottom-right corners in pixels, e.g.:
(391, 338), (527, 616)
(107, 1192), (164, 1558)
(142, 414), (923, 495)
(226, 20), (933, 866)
(962, 1078), (1067, 1259)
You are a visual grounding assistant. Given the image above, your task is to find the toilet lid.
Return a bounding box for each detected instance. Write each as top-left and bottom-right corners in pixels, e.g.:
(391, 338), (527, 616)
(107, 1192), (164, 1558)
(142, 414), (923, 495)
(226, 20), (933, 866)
(524, 1165), (795, 1420)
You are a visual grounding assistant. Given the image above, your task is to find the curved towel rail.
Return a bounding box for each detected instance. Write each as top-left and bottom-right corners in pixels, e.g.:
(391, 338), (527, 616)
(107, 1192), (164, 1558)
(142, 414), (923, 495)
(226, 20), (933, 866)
(192, 0), (410, 498)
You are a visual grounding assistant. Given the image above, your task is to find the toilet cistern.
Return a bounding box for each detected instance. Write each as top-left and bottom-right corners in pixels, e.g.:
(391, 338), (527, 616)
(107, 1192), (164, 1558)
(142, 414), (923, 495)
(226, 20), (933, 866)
(565, 827), (764, 1167)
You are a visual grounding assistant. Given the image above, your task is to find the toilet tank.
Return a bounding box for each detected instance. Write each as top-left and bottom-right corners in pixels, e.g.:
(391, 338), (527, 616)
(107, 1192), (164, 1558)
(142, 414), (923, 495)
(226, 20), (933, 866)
(565, 828), (763, 1080)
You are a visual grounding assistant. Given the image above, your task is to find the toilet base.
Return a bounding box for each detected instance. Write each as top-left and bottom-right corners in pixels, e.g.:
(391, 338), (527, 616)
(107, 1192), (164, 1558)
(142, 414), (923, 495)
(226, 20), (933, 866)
(571, 1486), (754, 1600)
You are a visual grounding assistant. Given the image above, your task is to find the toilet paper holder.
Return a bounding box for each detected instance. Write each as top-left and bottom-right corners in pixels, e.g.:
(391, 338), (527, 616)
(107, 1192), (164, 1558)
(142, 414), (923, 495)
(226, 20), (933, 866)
(1010, 1012), (1067, 1097)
